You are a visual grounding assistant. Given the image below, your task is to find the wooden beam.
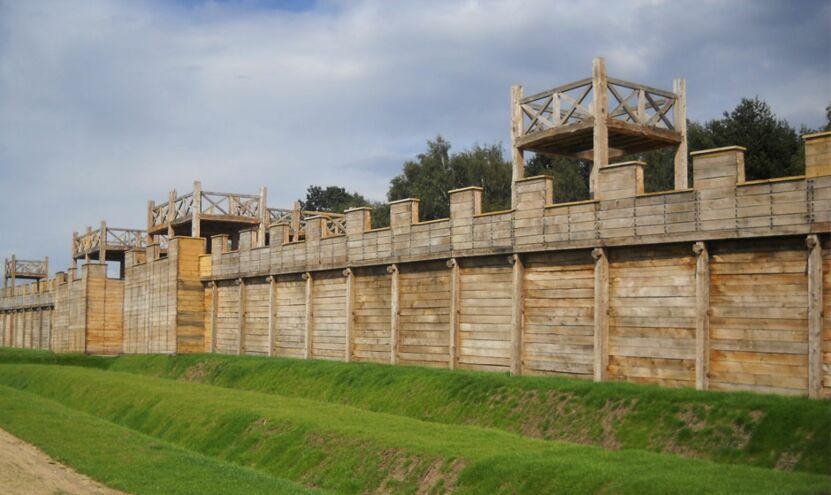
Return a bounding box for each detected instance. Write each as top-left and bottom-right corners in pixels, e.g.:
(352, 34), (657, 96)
(99, 220), (107, 263)
(388, 264), (399, 365)
(592, 247), (609, 382)
(167, 190), (177, 238)
(303, 272), (313, 359)
(192, 181), (202, 238)
(267, 276), (275, 357)
(292, 201), (302, 243)
(343, 268), (354, 363)
(806, 235), (823, 399)
(510, 254), (524, 376)
(591, 57), (609, 198)
(146, 200), (155, 245)
(259, 186), (268, 247)
(673, 79), (688, 190)
(237, 278), (245, 356)
(209, 281), (218, 353)
(693, 241), (710, 391)
(511, 85), (525, 209)
(447, 258), (460, 370)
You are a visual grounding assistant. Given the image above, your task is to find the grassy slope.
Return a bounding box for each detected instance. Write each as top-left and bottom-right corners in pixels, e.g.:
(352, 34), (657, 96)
(0, 384), (312, 495)
(4, 349), (825, 474)
(0, 363), (827, 495)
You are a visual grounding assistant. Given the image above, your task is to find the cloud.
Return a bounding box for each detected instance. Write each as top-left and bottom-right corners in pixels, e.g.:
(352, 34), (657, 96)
(0, 0), (828, 272)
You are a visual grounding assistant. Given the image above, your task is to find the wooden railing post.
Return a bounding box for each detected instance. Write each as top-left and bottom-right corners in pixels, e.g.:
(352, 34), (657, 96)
(291, 201), (302, 242)
(343, 268), (354, 363)
(167, 190), (177, 238)
(447, 258), (460, 370)
(259, 187), (268, 247)
(511, 84), (525, 209)
(693, 241), (710, 391)
(192, 181), (202, 238)
(592, 247), (609, 382)
(591, 57), (609, 198)
(99, 220), (107, 263)
(806, 235), (823, 398)
(673, 79), (688, 190)
(388, 264), (400, 365)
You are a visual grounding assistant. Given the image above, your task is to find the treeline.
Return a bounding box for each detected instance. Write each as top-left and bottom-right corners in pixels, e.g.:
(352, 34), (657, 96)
(300, 98), (831, 227)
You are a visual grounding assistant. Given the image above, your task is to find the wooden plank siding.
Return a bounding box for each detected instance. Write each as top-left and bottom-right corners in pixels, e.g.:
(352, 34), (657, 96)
(708, 238), (809, 396)
(522, 251), (595, 377)
(352, 266), (391, 363)
(310, 271), (347, 360)
(458, 256), (513, 371)
(607, 245), (697, 387)
(398, 261), (451, 368)
(274, 275), (306, 358)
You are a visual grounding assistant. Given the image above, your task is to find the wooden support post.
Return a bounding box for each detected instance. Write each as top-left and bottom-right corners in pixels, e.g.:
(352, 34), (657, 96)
(693, 242), (710, 391)
(388, 264), (400, 365)
(44, 257), (49, 279)
(673, 79), (688, 190)
(807, 235), (823, 399)
(84, 227), (91, 262)
(237, 278), (245, 355)
(447, 258), (460, 370)
(192, 181), (201, 238)
(303, 272), (313, 359)
(291, 201), (302, 242)
(167, 189), (177, 238)
(344, 268), (354, 363)
(259, 186), (268, 247)
(209, 282), (218, 353)
(267, 276), (276, 357)
(146, 201), (155, 245)
(592, 247), (609, 382)
(99, 220), (107, 263)
(510, 84), (525, 209)
(10, 255), (15, 289)
(510, 254), (524, 376)
(591, 57), (609, 198)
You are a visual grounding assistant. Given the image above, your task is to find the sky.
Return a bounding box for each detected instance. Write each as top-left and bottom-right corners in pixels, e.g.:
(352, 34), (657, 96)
(1, 0), (829, 275)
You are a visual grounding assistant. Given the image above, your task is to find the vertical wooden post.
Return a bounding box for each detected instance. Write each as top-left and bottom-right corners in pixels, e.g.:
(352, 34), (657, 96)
(510, 85), (525, 209)
(303, 272), (313, 359)
(99, 220), (107, 263)
(84, 227), (92, 262)
(510, 254), (525, 376)
(447, 258), (460, 370)
(209, 282), (218, 353)
(167, 190), (177, 238)
(591, 57), (609, 198)
(343, 268), (354, 363)
(806, 235), (823, 399)
(44, 256), (49, 279)
(673, 79), (688, 190)
(237, 278), (245, 355)
(592, 247), (609, 382)
(10, 255), (16, 289)
(192, 181), (202, 238)
(267, 276), (276, 357)
(693, 242), (710, 391)
(291, 201), (302, 242)
(388, 264), (400, 365)
(146, 201), (156, 245)
(259, 187), (268, 247)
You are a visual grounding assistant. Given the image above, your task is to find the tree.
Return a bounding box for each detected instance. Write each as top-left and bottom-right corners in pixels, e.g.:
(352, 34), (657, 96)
(688, 97), (802, 180)
(299, 185), (371, 213)
(524, 154), (590, 202)
(387, 136), (512, 220)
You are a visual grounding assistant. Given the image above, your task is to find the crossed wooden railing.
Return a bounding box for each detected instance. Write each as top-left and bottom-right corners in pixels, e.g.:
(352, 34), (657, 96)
(73, 226), (149, 258)
(520, 77), (679, 136)
(4, 257), (48, 278)
(268, 204), (346, 241)
(150, 190), (264, 230)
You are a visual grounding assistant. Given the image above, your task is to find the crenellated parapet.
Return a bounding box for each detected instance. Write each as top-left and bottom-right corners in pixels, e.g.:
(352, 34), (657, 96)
(203, 133), (831, 281)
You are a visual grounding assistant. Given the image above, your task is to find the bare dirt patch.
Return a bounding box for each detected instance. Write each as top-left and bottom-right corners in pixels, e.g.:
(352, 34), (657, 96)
(0, 427), (127, 495)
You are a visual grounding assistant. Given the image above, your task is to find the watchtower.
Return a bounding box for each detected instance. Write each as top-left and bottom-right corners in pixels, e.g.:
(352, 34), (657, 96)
(510, 57), (687, 203)
(3, 255), (48, 289)
(71, 222), (147, 278)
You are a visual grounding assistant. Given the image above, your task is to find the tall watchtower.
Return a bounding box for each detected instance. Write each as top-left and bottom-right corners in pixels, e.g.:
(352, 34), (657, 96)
(510, 57), (687, 204)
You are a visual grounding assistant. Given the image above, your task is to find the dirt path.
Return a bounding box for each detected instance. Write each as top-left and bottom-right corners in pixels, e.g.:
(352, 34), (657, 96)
(0, 427), (127, 495)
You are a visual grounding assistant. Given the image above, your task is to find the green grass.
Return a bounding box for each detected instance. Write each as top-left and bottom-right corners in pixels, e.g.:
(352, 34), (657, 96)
(0, 384), (312, 494)
(0, 363), (827, 494)
(3, 348), (827, 474)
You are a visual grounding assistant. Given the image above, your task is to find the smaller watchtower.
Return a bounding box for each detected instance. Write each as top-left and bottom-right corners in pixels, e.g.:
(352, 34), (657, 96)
(510, 57), (687, 204)
(3, 255), (48, 289)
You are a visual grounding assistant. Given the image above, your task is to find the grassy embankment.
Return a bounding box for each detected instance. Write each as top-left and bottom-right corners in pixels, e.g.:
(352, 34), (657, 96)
(0, 363), (828, 494)
(2, 348), (827, 474)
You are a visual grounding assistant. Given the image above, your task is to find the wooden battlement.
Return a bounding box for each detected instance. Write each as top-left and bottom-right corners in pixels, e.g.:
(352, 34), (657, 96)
(4, 255), (48, 284)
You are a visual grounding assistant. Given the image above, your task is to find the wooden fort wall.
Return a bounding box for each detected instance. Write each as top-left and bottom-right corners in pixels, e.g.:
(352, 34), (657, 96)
(0, 136), (829, 398)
